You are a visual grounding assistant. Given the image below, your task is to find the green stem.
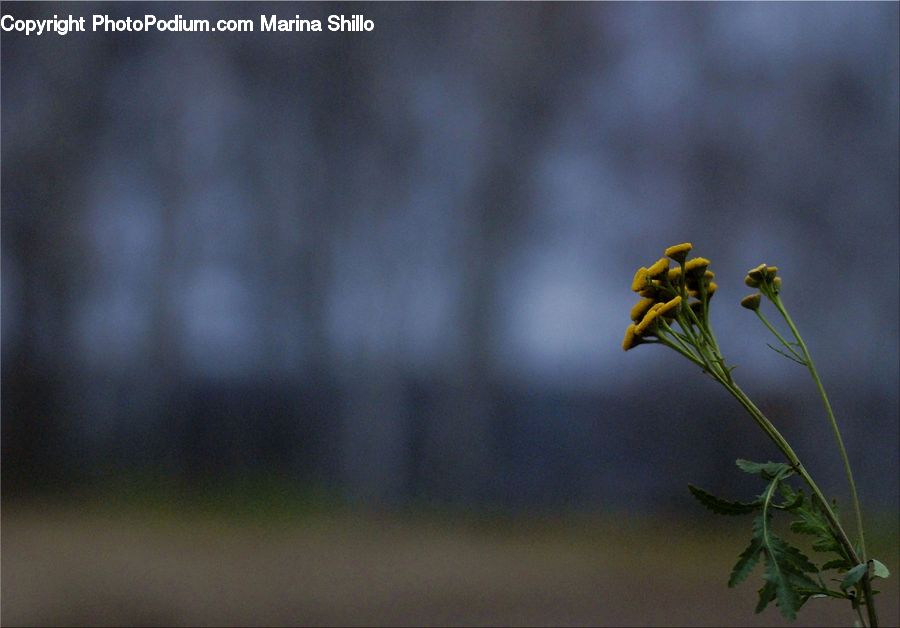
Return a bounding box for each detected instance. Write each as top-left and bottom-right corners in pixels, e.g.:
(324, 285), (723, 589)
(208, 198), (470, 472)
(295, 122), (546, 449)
(771, 295), (867, 561)
(674, 308), (730, 383)
(856, 600), (868, 628)
(722, 381), (804, 472)
(721, 378), (877, 627)
(656, 330), (706, 371)
(659, 320), (698, 359)
(862, 576), (879, 628)
(753, 310), (805, 363)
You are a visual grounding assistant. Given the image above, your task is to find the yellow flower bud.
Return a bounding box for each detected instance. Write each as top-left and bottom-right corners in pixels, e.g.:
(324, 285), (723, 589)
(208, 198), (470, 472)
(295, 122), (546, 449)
(745, 274), (760, 288)
(741, 294), (761, 310)
(686, 270), (715, 292)
(630, 297), (656, 322)
(631, 267), (649, 292)
(765, 266), (778, 280)
(746, 264), (767, 282)
(622, 323), (640, 351)
(667, 267), (682, 283)
(647, 257), (670, 279)
(707, 282), (718, 296)
(635, 303), (663, 335)
(656, 295), (682, 318)
(665, 242), (692, 263)
(684, 257), (710, 276)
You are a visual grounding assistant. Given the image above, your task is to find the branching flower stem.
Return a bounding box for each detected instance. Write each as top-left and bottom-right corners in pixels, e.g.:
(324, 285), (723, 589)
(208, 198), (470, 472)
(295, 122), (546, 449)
(766, 293), (878, 628)
(625, 248), (881, 627)
(722, 375), (877, 628)
(753, 310), (805, 363)
(768, 293), (867, 562)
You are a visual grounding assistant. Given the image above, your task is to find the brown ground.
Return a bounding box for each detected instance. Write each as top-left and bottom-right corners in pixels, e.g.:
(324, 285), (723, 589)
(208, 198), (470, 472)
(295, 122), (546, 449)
(2, 505), (897, 627)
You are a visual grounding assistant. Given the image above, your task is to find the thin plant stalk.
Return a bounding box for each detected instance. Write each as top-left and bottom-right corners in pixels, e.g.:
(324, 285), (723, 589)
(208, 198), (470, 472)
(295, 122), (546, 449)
(676, 306), (862, 563)
(770, 294), (867, 561)
(768, 294), (879, 628)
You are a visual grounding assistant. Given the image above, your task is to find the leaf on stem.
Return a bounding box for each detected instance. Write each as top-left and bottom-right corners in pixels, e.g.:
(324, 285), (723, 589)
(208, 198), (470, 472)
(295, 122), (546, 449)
(788, 493), (851, 566)
(688, 484), (760, 515)
(776, 483), (804, 511)
(821, 558), (852, 572)
(729, 470), (823, 620)
(765, 342), (807, 365)
(730, 517), (764, 587)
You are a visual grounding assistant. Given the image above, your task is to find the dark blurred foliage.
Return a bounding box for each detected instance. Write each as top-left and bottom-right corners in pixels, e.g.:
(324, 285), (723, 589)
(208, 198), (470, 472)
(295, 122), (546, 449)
(2, 2), (898, 512)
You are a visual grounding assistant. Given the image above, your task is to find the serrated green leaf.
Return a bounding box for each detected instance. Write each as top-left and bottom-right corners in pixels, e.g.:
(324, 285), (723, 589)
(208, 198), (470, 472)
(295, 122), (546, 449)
(755, 579), (777, 614)
(821, 558), (852, 572)
(777, 482), (802, 509)
(788, 495), (849, 563)
(773, 537), (818, 574)
(760, 534), (821, 620)
(720, 465), (854, 622)
(754, 467), (815, 620)
(779, 482), (797, 499)
(736, 459), (792, 479)
(812, 537), (841, 553)
(871, 559), (890, 579)
(730, 519), (764, 587)
(766, 557), (800, 620)
(779, 491), (804, 511)
(841, 563), (868, 591)
(689, 484), (759, 516)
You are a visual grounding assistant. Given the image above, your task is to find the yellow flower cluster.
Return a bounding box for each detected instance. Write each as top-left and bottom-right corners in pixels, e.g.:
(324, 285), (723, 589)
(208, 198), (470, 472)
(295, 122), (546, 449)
(624, 242), (716, 351)
(744, 263), (777, 287)
(742, 263), (780, 305)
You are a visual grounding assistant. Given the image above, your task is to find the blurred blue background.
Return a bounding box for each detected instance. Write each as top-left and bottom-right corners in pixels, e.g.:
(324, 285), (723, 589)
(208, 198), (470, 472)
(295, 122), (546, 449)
(2, 2), (898, 626)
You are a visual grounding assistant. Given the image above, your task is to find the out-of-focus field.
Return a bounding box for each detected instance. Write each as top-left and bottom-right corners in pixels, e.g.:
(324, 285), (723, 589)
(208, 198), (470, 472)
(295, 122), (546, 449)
(3, 502), (897, 627)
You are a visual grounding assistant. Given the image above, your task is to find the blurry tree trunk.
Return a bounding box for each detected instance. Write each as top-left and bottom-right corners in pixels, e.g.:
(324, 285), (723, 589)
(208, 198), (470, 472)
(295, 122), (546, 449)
(426, 4), (587, 505)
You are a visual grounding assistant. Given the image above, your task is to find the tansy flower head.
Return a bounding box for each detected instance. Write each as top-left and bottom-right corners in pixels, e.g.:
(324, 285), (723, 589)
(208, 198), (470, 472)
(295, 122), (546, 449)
(746, 264), (767, 281)
(631, 267), (649, 292)
(635, 303), (663, 335)
(665, 242), (692, 263)
(765, 266), (778, 280)
(656, 296), (682, 318)
(741, 294), (761, 310)
(684, 257), (710, 276)
(773, 276), (782, 291)
(622, 324), (641, 351)
(647, 257), (669, 279)
(686, 270), (715, 291)
(707, 281), (718, 296)
(667, 267), (682, 283)
(630, 297), (656, 322)
(745, 274), (760, 288)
